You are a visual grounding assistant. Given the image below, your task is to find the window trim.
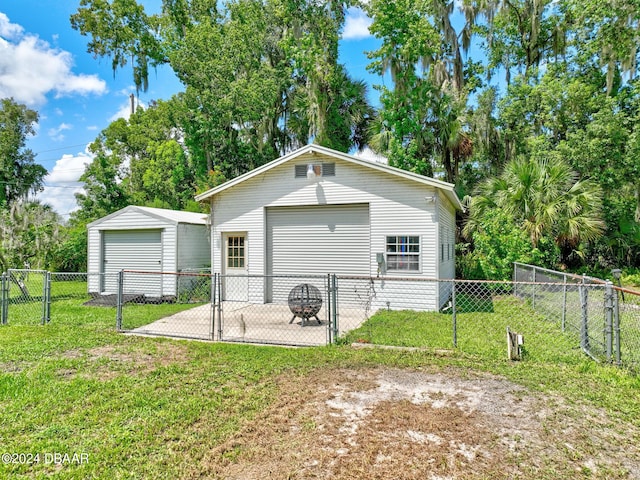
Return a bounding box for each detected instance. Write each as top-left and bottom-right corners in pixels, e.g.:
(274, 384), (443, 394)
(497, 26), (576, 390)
(225, 234), (246, 270)
(385, 235), (421, 273)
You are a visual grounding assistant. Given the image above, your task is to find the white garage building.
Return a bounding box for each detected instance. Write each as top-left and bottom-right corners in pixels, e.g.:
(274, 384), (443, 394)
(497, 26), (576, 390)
(195, 144), (463, 311)
(87, 206), (210, 297)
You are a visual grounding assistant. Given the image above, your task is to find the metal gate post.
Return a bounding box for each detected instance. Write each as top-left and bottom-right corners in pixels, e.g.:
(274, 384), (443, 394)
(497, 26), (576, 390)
(41, 271), (48, 325)
(331, 274), (339, 342)
(217, 273), (223, 341)
(210, 273), (217, 341)
(580, 275), (590, 352)
(452, 280), (457, 348)
(326, 274), (332, 344)
(44, 271), (52, 324)
(614, 285), (621, 366)
(1, 273), (7, 325)
(605, 281), (613, 361)
(561, 274), (567, 331)
(116, 270), (124, 331)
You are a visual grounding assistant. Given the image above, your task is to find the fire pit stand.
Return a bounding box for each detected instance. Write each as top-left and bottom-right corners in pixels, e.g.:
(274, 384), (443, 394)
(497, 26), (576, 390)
(288, 283), (323, 326)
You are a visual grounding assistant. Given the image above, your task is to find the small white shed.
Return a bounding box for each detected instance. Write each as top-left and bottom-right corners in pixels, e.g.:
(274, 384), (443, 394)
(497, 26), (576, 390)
(87, 206), (210, 297)
(195, 144), (463, 310)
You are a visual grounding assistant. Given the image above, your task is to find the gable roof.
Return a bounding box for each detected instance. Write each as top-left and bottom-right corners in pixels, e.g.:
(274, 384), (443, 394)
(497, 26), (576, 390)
(88, 206), (208, 228)
(195, 144), (463, 211)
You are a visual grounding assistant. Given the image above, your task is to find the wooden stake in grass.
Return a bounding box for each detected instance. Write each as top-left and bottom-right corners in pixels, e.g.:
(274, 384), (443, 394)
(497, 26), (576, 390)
(507, 327), (524, 360)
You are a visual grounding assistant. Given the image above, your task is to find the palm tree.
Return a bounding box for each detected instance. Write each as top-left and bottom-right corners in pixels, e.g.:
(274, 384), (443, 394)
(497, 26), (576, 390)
(465, 155), (605, 261)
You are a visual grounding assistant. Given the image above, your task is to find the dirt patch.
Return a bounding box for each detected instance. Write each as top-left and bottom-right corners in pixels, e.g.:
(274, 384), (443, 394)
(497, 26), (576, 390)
(0, 361), (31, 374)
(58, 342), (189, 380)
(200, 367), (640, 479)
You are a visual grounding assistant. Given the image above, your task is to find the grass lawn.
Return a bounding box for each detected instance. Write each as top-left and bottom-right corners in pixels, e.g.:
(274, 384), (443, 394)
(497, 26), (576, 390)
(1, 292), (640, 478)
(341, 294), (585, 365)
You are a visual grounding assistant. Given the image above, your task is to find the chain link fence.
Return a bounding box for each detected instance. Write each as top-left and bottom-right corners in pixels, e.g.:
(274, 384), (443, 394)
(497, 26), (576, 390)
(336, 276), (582, 364)
(514, 262), (640, 369)
(214, 274), (334, 346)
(337, 267), (640, 370)
(618, 287), (640, 369)
(117, 272), (336, 347)
(2, 266), (640, 370)
(116, 270), (214, 341)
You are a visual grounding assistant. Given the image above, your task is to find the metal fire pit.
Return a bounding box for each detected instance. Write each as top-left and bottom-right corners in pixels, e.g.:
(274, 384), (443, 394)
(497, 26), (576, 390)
(288, 283), (322, 326)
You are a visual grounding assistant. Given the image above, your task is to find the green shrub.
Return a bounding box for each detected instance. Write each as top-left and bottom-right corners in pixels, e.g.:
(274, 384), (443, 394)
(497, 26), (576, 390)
(458, 211), (557, 280)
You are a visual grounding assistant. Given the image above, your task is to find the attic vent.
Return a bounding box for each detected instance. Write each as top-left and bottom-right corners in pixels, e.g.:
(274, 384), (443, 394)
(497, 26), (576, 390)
(294, 163), (336, 178)
(322, 163), (335, 176)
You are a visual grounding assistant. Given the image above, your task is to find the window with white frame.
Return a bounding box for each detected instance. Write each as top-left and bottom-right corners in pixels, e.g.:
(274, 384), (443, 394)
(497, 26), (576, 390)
(226, 236), (245, 268)
(386, 235), (420, 271)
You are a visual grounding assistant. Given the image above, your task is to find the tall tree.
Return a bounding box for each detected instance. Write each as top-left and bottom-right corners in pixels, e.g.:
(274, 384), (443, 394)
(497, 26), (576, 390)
(71, 0), (164, 94)
(0, 99), (47, 205)
(366, 0), (476, 182)
(0, 200), (61, 270)
(71, 0), (372, 179)
(73, 98), (200, 222)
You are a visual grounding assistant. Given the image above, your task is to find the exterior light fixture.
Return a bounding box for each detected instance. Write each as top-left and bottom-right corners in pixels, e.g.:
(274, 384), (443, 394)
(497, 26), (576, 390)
(307, 164), (321, 180)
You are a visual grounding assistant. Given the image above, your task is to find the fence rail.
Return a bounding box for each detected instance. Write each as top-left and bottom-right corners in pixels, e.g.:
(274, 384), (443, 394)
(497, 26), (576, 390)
(2, 266), (640, 370)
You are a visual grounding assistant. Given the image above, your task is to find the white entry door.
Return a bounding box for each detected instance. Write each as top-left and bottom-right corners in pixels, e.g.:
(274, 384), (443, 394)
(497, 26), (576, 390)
(223, 233), (248, 301)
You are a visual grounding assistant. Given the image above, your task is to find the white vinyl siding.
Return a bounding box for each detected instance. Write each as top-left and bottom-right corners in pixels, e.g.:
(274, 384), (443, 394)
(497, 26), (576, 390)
(102, 230), (162, 295)
(437, 197), (456, 280)
(176, 224), (210, 271)
(437, 195), (457, 309)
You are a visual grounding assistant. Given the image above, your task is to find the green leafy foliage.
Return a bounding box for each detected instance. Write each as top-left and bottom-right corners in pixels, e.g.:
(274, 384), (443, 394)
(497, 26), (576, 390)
(457, 210), (555, 280)
(47, 225), (88, 272)
(0, 201), (61, 271)
(0, 99), (46, 206)
(2, 0), (634, 274)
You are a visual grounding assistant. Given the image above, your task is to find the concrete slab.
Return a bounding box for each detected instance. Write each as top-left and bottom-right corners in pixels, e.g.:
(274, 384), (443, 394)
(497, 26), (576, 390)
(128, 302), (367, 346)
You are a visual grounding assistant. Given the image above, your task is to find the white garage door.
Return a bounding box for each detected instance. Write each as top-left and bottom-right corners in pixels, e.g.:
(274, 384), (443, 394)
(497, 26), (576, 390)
(266, 204), (371, 277)
(101, 229), (163, 295)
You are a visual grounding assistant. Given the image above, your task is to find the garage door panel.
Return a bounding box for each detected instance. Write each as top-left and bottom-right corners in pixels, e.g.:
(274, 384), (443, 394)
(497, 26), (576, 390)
(267, 204), (370, 279)
(102, 230), (162, 295)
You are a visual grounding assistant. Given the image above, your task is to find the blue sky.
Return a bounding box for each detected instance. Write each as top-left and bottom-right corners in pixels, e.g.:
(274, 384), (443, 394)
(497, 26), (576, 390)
(0, 1), (383, 218)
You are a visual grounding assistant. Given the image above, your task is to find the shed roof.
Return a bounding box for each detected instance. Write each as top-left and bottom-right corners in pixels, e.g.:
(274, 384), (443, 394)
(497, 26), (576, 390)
(87, 206), (208, 228)
(195, 144), (463, 211)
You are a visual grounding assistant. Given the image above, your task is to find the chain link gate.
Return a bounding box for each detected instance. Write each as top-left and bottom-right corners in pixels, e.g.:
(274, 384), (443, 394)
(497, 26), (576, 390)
(4, 269), (49, 325)
(213, 274), (335, 347)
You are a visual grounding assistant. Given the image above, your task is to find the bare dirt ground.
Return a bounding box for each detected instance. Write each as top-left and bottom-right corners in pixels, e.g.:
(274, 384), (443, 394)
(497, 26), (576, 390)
(202, 367), (640, 480)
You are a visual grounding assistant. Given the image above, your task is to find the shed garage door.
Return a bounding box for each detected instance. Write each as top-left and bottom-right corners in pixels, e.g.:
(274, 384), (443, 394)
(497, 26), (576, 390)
(101, 229), (163, 295)
(266, 204), (370, 278)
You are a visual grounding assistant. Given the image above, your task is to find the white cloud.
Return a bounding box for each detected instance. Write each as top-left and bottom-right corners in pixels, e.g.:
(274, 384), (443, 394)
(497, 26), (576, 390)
(342, 7), (373, 40)
(0, 14), (107, 106)
(46, 151), (92, 183)
(109, 96), (145, 122)
(0, 13), (23, 39)
(37, 151), (93, 216)
(48, 122), (72, 142)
